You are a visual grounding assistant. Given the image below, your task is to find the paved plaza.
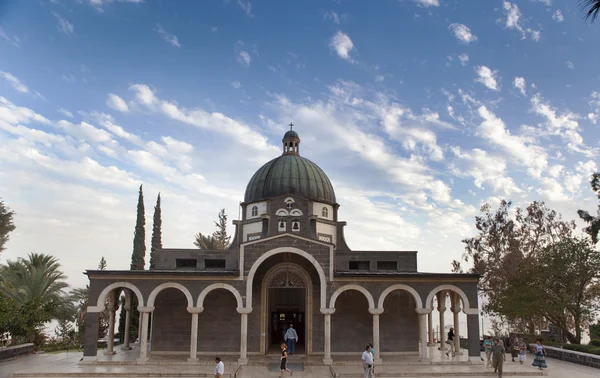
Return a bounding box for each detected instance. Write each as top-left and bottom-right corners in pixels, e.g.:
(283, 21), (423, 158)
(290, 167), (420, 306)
(1, 348), (598, 378)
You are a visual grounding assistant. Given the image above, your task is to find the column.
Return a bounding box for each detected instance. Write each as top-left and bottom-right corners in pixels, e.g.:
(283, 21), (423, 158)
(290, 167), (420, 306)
(186, 307), (202, 362)
(369, 308), (383, 365)
(417, 310), (429, 360)
(82, 311), (100, 362)
(237, 307), (252, 365)
(466, 313), (481, 362)
(105, 305), (117, 355)
(427, 312), (434, 345)
(321, 308), (335, 365)
(452, 294), (461, 355)
(437, 291), (447, 351)
(137, 307), (154, 363)
(136, 312), (142, 344)
(122, 305), (132, 350)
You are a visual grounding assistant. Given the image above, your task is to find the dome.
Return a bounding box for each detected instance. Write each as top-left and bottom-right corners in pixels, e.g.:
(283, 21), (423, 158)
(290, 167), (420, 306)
(283, 130), (299, 139)
(244, 154), (336, 204)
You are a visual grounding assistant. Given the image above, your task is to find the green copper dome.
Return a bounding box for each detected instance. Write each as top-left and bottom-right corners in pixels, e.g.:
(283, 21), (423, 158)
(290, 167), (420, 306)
(244, 154), (336, 204)
(244, 129), (336, 204)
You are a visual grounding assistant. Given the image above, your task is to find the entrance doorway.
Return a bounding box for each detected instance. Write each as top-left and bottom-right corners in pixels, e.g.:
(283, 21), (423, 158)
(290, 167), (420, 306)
(263, 264), (311, 355)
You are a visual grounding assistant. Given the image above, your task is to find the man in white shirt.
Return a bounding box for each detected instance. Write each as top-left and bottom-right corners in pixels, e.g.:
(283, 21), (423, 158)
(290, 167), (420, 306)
(214, 356), (224, 378)
(361, 345), (374, 378)
(284, 324), (299, 355)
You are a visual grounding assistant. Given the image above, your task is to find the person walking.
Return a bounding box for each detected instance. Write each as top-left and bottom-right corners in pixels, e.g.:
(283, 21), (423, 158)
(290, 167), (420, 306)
(445, 327), (455, 357)
(517, 338), (527, 365)
(361, 344), (374, 378)
(368, 343), (375, 374)
(284, 324), (299, 356)
(531, 339), (547, 371)
(280, 343), (293, 377)
(508, 335), (518, 362)
(214, 356), (224, 378)
(491, 339), (506, 378)
(483, 336), (494, 368)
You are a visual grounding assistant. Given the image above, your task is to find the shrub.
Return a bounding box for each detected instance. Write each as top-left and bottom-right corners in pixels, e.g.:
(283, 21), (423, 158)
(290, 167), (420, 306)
(563, 343), (600, 355)
(589, 339), (600, 347)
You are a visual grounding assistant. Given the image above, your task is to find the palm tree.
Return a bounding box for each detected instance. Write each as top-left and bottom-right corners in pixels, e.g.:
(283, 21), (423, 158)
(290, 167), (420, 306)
(193, 233), (220, 249)
(0, 253), (72, 341)
(581, 0), (600, 22)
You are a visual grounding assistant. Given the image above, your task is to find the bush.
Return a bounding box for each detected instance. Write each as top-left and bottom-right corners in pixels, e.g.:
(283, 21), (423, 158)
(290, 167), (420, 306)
(563, 343), (600, 356)
(589, 339), (600, 347)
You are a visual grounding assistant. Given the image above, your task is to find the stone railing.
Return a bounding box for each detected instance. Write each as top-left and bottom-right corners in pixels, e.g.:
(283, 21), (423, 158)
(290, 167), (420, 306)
(530, 344), (600, 369)
(0, 343), (34, 361)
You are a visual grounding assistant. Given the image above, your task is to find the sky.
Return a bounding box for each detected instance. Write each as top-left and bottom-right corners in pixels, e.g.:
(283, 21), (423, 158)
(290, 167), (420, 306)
(0, 0), (599, 293)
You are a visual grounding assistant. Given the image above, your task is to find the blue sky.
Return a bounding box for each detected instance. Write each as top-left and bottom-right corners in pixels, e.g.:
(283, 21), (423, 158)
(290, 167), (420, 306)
(0, 0), (599, 289)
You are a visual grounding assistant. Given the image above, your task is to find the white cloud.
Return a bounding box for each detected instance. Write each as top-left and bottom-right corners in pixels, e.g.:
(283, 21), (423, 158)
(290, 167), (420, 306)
(230, 81), (242, 89)
(85, 0), (144, 12)
(458, 54), (469, 66)
(566, 61), (574, 70)
(587, 92), (600, 124)
(477, 105), (548, 176)
(325, 11), (341, 24)
(449, 23), (478, 44)
(238, 50), (251, 67)
(552, 10), (564, 22)
(0, 26), (20, 48)
(128, 84), (275, 155)
(157, 24), (180, 48)
(52, 12), (75, 36)
(513, 76), (526, 96)
(329, 31), (355, 63)
(106, 93), (129, 112)
(548, 164), (563, 178)
(475, 66), (500, 91)
(502, 1), (541, 41)
(237, 0), (253, 17)
(451, 147), (522, 195)
(57, 108), (74, 118)
(534, 0), (552, 6)
(0, 71), (29, 93)
(414, 0), (439, 7)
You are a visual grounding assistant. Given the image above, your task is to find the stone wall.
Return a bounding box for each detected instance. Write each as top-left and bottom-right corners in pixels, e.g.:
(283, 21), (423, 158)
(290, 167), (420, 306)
(379, 291), (418, 352)
(541, 345), (600, 369)
(151, 288), (191, 352)
(197, 290), (240, 353)
(0, 343), (34, 361)
(331, 290), (372, 353)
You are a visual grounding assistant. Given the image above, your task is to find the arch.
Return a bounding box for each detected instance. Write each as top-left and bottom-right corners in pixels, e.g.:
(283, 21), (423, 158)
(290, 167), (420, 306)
(290, 209), (303, 216)
(197, 283), (243, 309)
(251, 205), (258, 217)
(276, 209), (289, 217)
(246, 247), (327, 309)
(425, 284), (474, 313)
(377, 284), (423, 310)
(93, 282), (144, 311)
(329, 284), (375, 309)
(147, 282), (194, 308)
(260, 263), (313, 355)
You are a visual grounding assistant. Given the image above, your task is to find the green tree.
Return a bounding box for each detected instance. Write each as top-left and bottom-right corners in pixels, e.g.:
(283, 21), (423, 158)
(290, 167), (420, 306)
(0, 199), (16, 254)
(130, 185), (146, 270)
(0, 253), (72, 342)
(460, 200), (575, 332)
(150, 193), (162, 270)
(70, 286), (108, 343)
(581, 0), (600, 22)
(0, 294), (19, 336)
(194, 209), (230, 250)
(498, 237), (600, 344)
(98, 257), (107, 270)
(578, 173), (600, 244)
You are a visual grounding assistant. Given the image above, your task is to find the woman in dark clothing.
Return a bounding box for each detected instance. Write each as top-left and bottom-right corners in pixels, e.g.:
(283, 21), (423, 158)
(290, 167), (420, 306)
(280, 343), (293, 377)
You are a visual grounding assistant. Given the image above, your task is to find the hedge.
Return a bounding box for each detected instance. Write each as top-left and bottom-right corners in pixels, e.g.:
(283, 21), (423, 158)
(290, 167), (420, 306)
(562, 343), (600, 356)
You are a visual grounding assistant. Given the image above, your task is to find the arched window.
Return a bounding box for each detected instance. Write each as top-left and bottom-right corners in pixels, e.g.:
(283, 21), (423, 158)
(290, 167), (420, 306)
(322, 207), (329, 218)
(251, 206), (258, 217)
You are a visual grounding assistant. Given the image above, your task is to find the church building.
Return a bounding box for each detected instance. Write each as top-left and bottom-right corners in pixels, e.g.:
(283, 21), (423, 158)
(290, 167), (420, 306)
(83, 128), (481, 365)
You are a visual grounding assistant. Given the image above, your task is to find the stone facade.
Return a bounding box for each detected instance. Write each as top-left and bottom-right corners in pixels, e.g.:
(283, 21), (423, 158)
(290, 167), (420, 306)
(81, 130), (481, 365)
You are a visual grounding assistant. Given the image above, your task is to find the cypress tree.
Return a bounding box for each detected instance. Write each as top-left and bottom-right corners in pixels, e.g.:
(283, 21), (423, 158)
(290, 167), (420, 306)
(149, 193), (162, 270)
(130, 185), (146, 270)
